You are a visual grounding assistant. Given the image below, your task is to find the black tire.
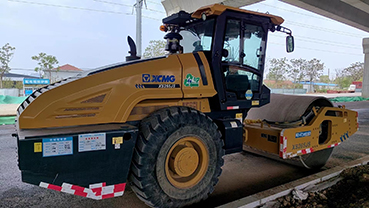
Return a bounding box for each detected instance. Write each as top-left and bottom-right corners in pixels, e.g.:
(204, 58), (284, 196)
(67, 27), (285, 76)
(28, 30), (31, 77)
(129, 106), (224, 208)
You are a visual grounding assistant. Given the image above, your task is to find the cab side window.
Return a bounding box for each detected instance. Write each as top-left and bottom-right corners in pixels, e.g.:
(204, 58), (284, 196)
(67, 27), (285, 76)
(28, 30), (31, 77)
(222, 19), (241, 63)
(243, 24), (265, 70)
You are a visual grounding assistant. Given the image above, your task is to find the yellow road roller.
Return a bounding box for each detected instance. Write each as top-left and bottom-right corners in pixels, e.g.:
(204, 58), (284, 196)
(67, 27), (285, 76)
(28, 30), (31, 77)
(15, 4), (358, 208)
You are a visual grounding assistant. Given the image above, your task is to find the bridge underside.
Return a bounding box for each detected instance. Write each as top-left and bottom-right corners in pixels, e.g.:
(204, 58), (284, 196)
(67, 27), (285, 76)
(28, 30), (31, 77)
(161, 0), (369, 33)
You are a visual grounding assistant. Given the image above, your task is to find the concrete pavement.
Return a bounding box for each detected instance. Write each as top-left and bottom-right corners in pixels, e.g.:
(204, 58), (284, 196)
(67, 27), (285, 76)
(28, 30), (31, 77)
(219, 156), (369, 208)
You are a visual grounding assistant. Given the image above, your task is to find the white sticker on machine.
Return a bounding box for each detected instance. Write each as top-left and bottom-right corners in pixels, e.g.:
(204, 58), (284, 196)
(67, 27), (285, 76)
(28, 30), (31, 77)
(230, 121), (238, 128)
(78, 133), (106, 152)
(43, 137), (73, 157)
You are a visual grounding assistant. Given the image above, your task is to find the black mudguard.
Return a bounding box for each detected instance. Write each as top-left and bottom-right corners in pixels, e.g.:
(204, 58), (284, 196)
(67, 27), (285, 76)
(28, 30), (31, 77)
(16, 124), (137, 199)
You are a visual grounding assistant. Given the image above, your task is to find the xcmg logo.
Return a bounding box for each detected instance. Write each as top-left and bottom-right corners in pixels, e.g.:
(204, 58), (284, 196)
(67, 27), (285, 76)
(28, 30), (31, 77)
(142, 74), (175, 83)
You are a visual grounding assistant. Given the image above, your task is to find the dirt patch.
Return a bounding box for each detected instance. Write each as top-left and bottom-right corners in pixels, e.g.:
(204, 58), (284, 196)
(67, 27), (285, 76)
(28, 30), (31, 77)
(273, 164), (369, 208)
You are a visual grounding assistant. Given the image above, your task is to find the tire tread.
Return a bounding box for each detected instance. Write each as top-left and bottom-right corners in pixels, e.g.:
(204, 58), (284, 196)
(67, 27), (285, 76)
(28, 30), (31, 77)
(129, 106), (224, 208)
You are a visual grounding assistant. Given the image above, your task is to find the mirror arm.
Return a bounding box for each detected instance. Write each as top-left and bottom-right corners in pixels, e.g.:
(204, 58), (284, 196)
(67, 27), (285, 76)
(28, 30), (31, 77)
(276, 25), (292, 36)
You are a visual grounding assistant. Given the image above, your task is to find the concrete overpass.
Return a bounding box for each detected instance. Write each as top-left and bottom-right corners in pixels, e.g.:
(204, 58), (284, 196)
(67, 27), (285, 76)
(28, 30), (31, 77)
(161, 0), (369, 97)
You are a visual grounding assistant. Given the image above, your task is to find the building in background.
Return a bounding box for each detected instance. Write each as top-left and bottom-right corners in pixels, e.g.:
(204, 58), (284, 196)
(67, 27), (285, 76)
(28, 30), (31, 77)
(1, 73), (40, 96)
(44, 64), (83, 82)
(297, 81), (338, 93)
(4, 72), (39, 81)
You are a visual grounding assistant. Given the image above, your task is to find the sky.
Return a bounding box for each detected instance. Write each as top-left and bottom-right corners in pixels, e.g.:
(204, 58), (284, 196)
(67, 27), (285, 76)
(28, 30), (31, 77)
(1, 0), (368, 79)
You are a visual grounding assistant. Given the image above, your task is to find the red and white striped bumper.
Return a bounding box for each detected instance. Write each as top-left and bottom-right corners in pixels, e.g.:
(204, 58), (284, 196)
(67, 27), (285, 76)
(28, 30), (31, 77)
(39, 182), (126, 200)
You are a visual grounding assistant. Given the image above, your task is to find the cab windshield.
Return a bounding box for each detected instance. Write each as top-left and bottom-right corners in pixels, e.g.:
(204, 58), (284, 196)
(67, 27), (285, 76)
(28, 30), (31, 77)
(179, 19), (215, 53)
(222, 19), (266, 71)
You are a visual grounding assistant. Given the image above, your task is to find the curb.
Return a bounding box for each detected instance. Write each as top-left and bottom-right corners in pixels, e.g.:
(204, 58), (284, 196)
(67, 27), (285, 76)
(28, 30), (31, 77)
(217, 155), (369, 208)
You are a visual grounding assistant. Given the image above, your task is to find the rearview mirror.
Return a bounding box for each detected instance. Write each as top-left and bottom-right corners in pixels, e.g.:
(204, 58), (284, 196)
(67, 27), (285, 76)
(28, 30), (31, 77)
(286, 35), (294, 53)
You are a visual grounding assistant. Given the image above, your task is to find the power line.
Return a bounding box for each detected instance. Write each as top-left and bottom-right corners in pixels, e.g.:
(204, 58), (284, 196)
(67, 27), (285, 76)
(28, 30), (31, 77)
(286, 21), (364, 38)
(259, 3), (333, 22)
(8, 0), (131, 15)
(142, 15), (161, 21)
(255, 3), (365, 38)
(295, 35), (361, 47)
(270, 34), (362, 49)
(269, 42), (363, 56)
(94, 0), (132, 8)
(296, 37), (361, 49)
(94, 0), (165, 14)
(147, 0), (161, 6)
(8, 0), (162, 20)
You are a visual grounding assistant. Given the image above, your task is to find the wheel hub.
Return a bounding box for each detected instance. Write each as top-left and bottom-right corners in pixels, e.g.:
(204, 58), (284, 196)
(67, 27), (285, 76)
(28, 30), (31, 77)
(169, 146), (199, 177)
(165, 137), (209, 189)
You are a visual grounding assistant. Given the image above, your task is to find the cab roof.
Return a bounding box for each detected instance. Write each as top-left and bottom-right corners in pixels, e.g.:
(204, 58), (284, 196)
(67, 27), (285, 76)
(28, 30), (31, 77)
(192, 4), (284, 25)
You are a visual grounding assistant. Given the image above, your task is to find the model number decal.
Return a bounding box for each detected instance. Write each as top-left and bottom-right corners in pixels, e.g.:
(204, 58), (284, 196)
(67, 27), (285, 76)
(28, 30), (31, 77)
(295, 131), (311, 138)
(136, 84), (180, 89)
(142, 74), (175, 83)
(158, 84), (177, 88)
(292, 142), (311, 150)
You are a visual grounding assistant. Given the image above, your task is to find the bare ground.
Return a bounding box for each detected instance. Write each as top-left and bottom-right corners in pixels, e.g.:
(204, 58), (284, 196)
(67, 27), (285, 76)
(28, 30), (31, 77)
(274, 164), (369, 208)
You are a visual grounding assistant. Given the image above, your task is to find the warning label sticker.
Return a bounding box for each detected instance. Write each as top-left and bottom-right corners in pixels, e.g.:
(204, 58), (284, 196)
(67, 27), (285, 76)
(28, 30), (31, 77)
(78, 133), (106, 152)
(43, 137), (73, 157)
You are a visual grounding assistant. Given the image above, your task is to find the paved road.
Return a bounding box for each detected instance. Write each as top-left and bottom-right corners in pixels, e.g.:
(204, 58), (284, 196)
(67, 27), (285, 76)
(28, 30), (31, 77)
(0, 101), (368, 208)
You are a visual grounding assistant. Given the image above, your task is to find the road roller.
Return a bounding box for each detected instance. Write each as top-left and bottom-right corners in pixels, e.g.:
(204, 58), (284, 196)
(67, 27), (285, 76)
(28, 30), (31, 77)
(14, 4), (358, 208)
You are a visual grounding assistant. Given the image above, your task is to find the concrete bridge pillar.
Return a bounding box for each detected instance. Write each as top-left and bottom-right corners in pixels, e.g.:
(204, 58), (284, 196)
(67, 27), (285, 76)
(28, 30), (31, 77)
(363, 38), (369, 98)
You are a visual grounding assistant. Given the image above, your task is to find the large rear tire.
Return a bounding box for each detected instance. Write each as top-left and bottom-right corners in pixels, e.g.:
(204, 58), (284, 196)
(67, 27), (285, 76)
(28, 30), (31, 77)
(129, 107), (224, 208)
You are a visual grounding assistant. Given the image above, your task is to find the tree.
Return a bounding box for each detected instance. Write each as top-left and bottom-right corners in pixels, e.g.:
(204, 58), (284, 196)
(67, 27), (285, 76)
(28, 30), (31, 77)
(289, 58), (306, 90)
(31, 53), (59, 80)
(143, 40), (166, 58)
(342, 62), (364, 81)
(3, 78), (23, 89)
(319, 75), (330, 83)
(335, 68), (353, 89)
(268, 57), (290, 85)
(0, 43), (16, 88)
(305, 58), (324, 92)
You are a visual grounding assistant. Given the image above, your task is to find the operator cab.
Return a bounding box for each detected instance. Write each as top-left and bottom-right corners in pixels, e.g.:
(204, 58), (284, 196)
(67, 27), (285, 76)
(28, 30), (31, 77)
(161, 4), (294, 111)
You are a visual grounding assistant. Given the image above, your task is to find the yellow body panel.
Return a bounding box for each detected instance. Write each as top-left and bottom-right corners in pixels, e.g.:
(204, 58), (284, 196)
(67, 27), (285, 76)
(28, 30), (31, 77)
(244, 125), (280, 155)
(281, 106), (357, 158)
(244, 106), (358, 159)
(127, 98), (211, 121)
(192, 4), (284, 25)
(179, 53), (217, 98)
(18, 52), (216, 129)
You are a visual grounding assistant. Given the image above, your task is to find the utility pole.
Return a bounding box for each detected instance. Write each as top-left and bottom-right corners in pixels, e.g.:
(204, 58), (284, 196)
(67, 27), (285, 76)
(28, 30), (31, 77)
(135, 0), (142, 56)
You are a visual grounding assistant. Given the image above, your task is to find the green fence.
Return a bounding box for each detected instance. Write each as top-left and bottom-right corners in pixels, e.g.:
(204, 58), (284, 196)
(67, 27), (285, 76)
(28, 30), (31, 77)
(0, 95), (26, 104)
(0, 95), (27, 125)
(0, 116), (17, 125)
(329, 96), (369, 103)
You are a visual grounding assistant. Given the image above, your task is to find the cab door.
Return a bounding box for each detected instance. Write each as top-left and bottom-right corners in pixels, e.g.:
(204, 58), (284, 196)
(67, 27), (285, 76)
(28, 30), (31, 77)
(222, 18), (266, 101)
(210, 11), (270, 111)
